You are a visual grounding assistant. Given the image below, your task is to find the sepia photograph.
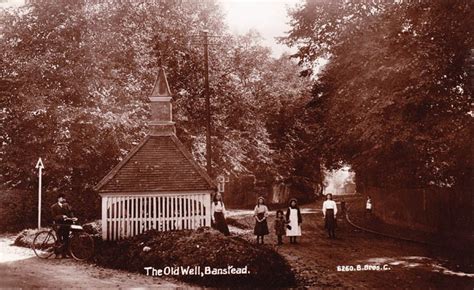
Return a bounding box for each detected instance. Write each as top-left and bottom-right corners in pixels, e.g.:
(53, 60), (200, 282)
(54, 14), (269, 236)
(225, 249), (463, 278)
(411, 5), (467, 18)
(0, 0), (472, 288)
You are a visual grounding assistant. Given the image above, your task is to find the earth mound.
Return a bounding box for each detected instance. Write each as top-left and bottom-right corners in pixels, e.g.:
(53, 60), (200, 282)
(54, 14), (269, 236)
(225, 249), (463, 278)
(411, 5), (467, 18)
(94, 227), (296, 287)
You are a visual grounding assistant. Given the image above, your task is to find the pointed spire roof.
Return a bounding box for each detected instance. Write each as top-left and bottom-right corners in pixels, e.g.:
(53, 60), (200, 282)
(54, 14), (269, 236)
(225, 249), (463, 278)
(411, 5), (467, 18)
(150, 68), (172, 99)
(95, 67), (216, 194)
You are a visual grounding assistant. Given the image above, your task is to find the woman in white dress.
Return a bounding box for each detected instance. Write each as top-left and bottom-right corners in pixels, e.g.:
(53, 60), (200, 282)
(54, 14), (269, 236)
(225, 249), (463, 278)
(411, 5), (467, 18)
(285, 198), (302, 244)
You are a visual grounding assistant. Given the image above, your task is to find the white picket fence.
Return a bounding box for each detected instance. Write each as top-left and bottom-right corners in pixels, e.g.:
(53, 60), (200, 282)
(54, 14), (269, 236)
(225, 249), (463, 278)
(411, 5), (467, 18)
(101, 193), (211, 240)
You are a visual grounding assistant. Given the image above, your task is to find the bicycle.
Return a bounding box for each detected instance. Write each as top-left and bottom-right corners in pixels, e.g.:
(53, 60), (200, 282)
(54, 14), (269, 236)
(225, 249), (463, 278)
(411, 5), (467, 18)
(32, 217), (95, 261)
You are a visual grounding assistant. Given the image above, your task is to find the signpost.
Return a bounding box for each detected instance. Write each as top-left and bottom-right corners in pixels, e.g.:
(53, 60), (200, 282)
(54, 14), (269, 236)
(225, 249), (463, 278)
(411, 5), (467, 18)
(217, 175), (230, 193)
(35, 158), (44, 229)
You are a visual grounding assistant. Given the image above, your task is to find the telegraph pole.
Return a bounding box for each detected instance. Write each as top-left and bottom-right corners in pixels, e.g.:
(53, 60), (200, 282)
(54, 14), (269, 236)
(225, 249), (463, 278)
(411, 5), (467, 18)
(203, 30), (212, 177)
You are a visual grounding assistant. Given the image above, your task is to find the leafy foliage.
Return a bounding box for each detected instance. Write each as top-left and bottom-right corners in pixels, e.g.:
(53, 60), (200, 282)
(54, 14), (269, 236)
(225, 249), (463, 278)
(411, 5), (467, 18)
(0, 0), (315, 229)
(282, 0), (473, 188)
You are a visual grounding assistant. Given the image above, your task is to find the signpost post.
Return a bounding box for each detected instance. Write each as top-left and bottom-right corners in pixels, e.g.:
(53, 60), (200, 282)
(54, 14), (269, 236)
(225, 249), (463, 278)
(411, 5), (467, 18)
(217, 175), (230, 193)
(35, 158), (44, 229)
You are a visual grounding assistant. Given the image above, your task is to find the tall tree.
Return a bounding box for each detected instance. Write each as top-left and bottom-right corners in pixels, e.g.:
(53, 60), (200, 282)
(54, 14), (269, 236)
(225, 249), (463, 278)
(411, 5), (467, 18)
(282, 0), (473, 189)
(1, 0), (296, 223)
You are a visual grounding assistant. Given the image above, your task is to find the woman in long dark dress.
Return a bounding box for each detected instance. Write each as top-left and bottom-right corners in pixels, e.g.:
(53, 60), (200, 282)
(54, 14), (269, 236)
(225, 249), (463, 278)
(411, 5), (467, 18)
(211, 193), (230, 236)
(253, 197), (269, 244)
(322, 193), (338, 238)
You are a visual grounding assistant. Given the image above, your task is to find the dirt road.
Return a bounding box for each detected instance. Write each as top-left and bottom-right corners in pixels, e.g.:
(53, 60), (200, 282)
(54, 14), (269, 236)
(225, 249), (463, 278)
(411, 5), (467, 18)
(0, 235), (182, 288)
(1, 197), (472, 288)
(230, 197), (474, 288)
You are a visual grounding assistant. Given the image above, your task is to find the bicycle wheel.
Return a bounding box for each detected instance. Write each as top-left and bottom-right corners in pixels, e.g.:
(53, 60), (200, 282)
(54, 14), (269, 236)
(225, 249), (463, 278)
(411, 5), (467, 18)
(69, 231), (94, 261)
(32, 230), (57, 259)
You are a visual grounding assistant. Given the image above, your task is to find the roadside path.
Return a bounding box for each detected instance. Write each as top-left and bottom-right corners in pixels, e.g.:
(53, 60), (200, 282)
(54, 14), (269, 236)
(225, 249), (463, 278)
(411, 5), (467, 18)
(0, 234), (183, 288)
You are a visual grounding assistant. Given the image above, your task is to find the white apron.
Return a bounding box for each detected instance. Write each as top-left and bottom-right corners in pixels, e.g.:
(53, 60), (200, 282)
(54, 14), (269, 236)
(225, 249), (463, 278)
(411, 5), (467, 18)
(286, 208), (301, 236)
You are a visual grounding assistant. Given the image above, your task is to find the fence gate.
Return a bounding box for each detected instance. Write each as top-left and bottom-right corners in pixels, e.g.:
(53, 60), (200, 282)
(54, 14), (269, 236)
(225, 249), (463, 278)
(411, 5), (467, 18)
(101, 193), (211, 240)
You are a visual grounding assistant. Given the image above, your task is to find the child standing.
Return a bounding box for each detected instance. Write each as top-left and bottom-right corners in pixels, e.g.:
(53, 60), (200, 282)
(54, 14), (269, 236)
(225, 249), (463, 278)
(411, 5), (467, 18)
(274, 210), (286, 245)
(365, 196), (373, 216)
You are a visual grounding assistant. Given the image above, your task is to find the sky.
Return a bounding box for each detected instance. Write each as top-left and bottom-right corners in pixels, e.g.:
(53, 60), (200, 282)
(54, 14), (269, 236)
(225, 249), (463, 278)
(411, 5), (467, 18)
(219, 0), (302, 58)
(0, 0), (22, 8)
(1, 0), (302, 58)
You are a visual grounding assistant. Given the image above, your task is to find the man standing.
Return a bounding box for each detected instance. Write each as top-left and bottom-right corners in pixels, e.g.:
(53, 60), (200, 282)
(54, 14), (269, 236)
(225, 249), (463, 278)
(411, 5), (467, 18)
(51, 194), (75, 258)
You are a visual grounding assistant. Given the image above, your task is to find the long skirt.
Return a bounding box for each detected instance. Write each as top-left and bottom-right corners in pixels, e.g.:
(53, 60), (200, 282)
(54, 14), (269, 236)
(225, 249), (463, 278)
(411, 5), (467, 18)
(254, 213), (269, 236)
(324, 209), (337, 230)
(213, 212), (230, 236)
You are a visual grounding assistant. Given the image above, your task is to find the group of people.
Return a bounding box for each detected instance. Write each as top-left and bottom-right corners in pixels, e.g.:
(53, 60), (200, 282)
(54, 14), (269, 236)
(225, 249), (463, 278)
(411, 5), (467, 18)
(211, 192), (342, 244)
(52, 191), (367, 257)
(252, 197), (303, 245)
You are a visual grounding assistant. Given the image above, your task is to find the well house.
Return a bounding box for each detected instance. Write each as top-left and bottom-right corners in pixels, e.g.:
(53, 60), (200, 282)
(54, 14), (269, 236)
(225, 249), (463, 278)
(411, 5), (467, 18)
(95, 68), (216, 240)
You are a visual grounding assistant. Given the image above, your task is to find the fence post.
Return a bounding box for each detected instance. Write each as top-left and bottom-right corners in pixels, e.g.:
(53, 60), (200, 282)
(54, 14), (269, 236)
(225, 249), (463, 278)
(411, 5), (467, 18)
(101, 196), (107, 240)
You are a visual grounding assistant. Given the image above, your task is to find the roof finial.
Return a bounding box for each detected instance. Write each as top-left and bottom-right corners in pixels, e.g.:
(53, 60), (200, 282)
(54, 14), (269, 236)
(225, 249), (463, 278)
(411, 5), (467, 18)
(149, 67), (175, 136)
(150, 67), (171, 98)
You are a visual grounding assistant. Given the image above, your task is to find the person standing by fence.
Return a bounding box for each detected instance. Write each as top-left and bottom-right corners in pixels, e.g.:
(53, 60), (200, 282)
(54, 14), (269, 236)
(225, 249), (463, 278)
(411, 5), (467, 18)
(254, 196), (269, 244)
(322, 193), (337, 239)
(211, 193), (230, 236)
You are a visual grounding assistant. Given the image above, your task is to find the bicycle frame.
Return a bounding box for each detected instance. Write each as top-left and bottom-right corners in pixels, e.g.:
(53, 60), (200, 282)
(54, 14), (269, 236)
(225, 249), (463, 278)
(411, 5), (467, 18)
(33, 219), (94, 261)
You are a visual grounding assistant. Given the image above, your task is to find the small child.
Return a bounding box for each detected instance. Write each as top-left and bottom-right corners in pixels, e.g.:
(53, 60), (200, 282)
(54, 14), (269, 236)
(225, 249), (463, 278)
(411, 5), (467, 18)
(366, 196), (372, 216)
(274, 210), (286, 245)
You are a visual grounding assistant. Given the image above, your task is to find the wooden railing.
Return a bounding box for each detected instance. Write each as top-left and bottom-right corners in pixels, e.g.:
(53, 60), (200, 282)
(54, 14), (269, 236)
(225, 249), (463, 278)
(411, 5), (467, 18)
(101, 193), (211, 240)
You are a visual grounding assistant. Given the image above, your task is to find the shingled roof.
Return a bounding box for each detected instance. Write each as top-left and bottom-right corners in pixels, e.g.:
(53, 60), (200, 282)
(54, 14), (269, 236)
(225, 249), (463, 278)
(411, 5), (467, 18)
(95, 68), (215, 194)
(95, 135), (215, 193)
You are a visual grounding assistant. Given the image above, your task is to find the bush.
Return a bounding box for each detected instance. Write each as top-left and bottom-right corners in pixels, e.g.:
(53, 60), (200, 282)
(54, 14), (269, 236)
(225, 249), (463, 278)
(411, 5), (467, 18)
(83, 220), (102, 237)
(14, 228), (47, 248)
(0, 188), (100, 233)
(93, 227), (296, 287)
(0, 189), (37, 233)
